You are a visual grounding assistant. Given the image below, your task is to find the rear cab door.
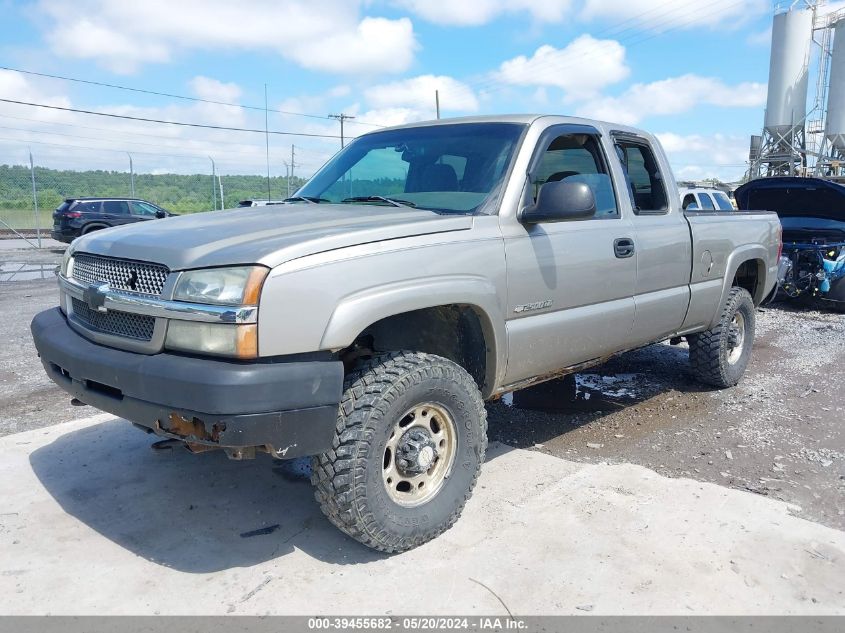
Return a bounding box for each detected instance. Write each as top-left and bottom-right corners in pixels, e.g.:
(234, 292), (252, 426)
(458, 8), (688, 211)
(501, 123), (637, 385)
(612, 132), (691, 347)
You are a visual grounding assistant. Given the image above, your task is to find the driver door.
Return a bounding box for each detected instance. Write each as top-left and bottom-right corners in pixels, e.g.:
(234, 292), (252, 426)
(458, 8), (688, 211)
(503, 126), (637, 385)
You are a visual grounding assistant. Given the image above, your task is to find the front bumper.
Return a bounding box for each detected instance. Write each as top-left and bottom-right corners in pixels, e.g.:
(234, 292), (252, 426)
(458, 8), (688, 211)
(31, 308), (343, 458)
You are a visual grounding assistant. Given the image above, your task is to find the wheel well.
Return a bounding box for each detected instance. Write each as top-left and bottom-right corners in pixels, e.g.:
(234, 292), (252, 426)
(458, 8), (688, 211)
(341, 305), (490, 390)
(82, 223), (108, 234)
(732, 259), (765, 304)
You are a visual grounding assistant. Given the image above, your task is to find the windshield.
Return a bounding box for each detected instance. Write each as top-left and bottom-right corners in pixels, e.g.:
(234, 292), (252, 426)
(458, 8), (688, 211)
(296, 122), (526, 214)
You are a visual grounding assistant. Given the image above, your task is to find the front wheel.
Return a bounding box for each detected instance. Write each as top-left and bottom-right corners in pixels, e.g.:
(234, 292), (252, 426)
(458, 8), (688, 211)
(688, 287), (756, 388)
(311, 351), (487, 553)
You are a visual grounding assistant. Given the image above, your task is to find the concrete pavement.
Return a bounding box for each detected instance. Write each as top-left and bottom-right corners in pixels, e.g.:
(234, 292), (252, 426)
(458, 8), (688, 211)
(0, 414), (843, 615)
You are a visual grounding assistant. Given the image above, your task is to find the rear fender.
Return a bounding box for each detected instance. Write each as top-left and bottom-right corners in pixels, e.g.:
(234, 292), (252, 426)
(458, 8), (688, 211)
(707, 245), (771, 328)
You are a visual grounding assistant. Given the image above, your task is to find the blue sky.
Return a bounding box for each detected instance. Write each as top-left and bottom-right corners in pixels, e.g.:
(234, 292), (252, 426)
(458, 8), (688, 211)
(0, 0), (840, 181)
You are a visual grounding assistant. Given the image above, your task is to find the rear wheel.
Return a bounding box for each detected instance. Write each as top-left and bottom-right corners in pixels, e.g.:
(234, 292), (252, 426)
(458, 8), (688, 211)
(688, 287), (755, 388)
(311, 351), (487, 553)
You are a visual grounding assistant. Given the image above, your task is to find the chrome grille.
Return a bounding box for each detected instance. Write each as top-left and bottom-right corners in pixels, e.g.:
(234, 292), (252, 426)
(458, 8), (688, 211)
(72, 253), (169, 296)
(71, 298), (155, 341)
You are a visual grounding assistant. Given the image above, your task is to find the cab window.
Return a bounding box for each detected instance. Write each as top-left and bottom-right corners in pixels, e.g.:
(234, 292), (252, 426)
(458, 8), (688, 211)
(697, 193), (716, 210)
(614, 139), (668, 214)
(682, 194), (697, 210)
(713, 192), (734, 210)
(532, 133), (619, 219)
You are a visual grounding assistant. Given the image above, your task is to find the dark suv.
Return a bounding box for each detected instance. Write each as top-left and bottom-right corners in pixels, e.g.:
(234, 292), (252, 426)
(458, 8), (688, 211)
(51, 198), (174, 243)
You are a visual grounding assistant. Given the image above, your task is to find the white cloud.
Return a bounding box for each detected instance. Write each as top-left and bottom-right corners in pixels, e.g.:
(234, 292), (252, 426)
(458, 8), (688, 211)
(576, 74), (767, 125)
(0, 71), (338, 176)
(365, 75), (479, 114)
(395, 0), (573, 26)
(657, 133), (751, 183)
(35, 0), (418, 75)
(746, 26), (772, 47)
(494, 35), (629, 100)
(581, 0), (769, 30)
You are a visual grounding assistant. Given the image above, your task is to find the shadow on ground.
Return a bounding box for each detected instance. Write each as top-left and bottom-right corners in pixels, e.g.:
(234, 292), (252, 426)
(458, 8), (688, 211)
(486, 341), (715, 449)
(28, 342), (712, 574)
(29, 420), (388, 573)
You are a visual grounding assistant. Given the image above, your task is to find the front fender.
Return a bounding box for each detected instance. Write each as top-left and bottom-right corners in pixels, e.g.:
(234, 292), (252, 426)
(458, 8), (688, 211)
(320, 275), (507, 390)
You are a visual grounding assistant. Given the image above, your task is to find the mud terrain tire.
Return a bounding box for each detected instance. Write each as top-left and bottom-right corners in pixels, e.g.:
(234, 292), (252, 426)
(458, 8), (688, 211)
(311, 351), (487, 553)
(689, 287), (755, 388)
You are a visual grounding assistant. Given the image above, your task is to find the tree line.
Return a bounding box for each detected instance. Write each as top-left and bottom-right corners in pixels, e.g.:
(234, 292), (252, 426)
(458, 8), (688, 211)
(0, 164), (307, 212)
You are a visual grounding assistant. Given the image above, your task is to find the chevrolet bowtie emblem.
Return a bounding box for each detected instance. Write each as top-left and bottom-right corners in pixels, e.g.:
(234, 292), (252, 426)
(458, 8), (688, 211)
(83, 282), (110, 313)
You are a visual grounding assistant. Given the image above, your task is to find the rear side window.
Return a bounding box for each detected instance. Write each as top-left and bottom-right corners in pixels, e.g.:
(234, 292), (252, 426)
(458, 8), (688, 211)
(614, 139), (668, 214)
(74, 201), (101, 213)
(698, 193), (716, 210)
(102, 200), (130, 214)
(713, 192), (734, 210)
(532, 133), (619, 219)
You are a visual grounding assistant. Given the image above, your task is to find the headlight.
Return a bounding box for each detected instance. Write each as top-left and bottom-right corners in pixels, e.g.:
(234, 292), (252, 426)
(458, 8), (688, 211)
(173, 266), (268, 306)
(166, 321), (257, 359)
(60, 249), (74, 276)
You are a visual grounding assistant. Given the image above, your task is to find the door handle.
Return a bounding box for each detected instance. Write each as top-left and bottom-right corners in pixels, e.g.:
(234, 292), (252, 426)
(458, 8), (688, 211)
(614, 237), (635, 258)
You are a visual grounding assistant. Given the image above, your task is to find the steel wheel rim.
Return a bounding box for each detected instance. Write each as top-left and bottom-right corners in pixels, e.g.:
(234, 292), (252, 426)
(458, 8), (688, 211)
(382, 403), (457, 508)
(727, 312), (746, 365)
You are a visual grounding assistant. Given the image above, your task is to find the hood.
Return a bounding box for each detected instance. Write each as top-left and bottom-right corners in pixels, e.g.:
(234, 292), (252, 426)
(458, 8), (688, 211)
(734, 177), (845, 223)
(70, 204), (473, 270)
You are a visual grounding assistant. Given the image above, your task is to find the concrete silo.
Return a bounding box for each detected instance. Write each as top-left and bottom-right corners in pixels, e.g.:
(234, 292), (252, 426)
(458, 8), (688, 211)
(824, 21), (845, 156)
(752, 7), (815, 177)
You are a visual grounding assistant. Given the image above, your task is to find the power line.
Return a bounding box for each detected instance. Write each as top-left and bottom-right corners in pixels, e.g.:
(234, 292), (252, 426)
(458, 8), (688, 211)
(329, 113), (356, 148)
(0, 112), (302, 150)
(0, 65), (386, 128)
(0, 123), (268, 158)
(0, 98), (344, 138)
(0, 134), (321, 176)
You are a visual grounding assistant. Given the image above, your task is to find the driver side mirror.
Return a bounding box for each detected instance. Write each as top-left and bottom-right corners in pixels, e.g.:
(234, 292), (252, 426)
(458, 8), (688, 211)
(155, 210), (167, 218)
(521, 180), (596, 224)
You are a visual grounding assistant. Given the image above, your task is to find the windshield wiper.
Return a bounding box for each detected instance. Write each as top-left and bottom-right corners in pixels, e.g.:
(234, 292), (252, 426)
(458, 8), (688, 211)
(341, 195), (417, 208)
(283, 196), (328, 204)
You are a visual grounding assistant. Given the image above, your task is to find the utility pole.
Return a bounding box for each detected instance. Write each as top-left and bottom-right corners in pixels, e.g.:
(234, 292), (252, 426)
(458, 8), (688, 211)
(29, 150), (41, 248)
(264, 83), (271, 202)
(283, 161), (291, 197)
(289, 145), (297, 194)
(127, 152), (135, 197)
(435, 90), (440, 119)
(329, 113), (355, 148)
(209, 156), (217, 211)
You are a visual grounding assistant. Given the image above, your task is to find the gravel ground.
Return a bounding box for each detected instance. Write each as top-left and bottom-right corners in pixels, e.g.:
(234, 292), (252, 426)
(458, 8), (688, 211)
(3, 243), (844, 530)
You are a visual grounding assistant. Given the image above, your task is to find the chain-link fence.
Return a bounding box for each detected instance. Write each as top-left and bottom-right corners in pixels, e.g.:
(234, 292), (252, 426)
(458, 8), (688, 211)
(0, 150), (306, 247)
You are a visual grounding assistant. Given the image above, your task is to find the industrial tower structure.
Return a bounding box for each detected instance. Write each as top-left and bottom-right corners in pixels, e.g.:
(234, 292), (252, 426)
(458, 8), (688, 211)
(750, 1), (845, 181)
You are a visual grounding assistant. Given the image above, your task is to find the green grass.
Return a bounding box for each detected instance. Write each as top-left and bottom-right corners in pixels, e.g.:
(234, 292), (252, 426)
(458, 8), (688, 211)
(0, 208), (44, 231)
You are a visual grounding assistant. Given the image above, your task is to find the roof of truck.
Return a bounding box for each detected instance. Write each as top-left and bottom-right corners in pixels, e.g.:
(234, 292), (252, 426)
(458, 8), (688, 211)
(373, 114), (652, 138)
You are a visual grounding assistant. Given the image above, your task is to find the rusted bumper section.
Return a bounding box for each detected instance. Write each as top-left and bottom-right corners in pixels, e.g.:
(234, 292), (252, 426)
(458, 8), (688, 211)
(31, 308), (343, 459)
